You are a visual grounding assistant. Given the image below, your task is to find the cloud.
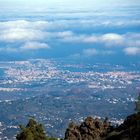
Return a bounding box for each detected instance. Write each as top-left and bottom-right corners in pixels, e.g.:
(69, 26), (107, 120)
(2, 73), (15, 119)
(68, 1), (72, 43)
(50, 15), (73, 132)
(62, 32), (140, 52)
(0, 20), (50, 43)
(62, 33), (123, 46)
(55, 31), (73, 38)
(0, 21), (46, 43)
(44, 19), (140, 30)
(82, 33), (124, 46)
(83, 36), (98, 43)
(83, 48), (98, 57)
(20, 42), (49, 50)
(0, 20), (140, 56)
(0, 20), (51, 52)
(101, 33), (124, 46)
(69, 48), (115, 58)
(0, 47), (18, 52)
(0, 20), (139, 44)
(0, 20), (48, 30)
(82, 49), (115, 57)
(0, 20), (75, 43)
(123, 47), (140, 55)
(0, 28), (45, 42)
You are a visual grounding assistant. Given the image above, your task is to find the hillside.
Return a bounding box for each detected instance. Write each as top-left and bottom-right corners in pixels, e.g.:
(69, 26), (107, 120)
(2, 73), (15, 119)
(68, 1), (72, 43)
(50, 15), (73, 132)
(64, 112), (140, 140)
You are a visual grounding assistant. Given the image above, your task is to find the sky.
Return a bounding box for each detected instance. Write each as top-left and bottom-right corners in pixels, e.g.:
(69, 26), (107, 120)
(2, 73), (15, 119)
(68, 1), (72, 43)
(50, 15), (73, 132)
(0, 0), (140, 64)
(0, 0), (139, 6)
(0, 0), (140, 13)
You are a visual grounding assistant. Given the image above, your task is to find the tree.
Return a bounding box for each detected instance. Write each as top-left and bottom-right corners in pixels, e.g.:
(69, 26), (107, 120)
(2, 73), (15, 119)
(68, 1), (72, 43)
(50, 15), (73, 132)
(16, 118), (57, 140)
(135, 93), (140, 113)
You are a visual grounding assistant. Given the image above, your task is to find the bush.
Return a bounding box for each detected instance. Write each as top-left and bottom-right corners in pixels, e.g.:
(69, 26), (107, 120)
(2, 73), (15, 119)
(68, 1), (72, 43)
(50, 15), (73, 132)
(16, 118), (57, 140)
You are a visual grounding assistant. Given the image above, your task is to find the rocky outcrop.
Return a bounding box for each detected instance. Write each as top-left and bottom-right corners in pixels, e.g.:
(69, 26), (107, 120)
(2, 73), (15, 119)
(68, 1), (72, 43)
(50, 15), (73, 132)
(65, 113), (140, 140)
(64, 116), (111, 140)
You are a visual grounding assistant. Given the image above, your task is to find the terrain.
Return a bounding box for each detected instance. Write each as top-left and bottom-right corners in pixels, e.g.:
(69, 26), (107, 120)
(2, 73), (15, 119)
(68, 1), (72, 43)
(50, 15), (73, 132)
(0, 59), (140, 139)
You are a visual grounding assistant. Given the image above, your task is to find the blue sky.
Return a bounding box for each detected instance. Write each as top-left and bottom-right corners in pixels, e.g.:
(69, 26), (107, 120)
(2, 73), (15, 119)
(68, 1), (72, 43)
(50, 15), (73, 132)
(0, 0), (140, 9)
(0, 0), (140, 63)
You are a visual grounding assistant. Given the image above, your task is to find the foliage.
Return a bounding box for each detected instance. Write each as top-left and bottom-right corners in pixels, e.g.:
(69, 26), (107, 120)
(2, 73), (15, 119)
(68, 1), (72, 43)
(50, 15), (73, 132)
(16, 118), (57, 140)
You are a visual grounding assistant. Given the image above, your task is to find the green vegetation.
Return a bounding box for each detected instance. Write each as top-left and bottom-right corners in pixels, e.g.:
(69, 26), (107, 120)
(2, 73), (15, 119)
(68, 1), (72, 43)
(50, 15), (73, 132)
(16, 118), (57, 140)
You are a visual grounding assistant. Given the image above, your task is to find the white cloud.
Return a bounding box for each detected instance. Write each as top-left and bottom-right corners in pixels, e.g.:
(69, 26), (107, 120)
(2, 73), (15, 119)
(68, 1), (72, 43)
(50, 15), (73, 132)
(83, 36), (99, 43)
(123, 47), (140, 55)
(103, 33), (123, 42)
(0, 20), (75, 43)
(101, 33), (124, 46)
(65, 32), (140, 51)
(0, 20), (139, 45)
(0, 20), (140, 56)
(45, 19), (140, 30)
(69, 48), (115, 58)
(62, 32), (140, 50)
(83, 48), (98, 57)
(55, 31), (73, 38)
(0, 20), (48, 30)
(0, 47), (18, 52)
(0, 21), (47, 43)
(0, 28), (45, 42)
(82, 33), (124, 46)
(20, 42), (49, 50)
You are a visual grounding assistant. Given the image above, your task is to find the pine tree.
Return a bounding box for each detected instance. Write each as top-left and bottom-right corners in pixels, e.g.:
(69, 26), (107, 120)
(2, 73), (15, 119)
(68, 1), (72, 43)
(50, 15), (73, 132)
(16, 118), (54, 140)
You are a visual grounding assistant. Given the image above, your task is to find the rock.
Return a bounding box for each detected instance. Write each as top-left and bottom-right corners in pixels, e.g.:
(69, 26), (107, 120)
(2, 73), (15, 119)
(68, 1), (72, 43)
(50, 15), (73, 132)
(65, 113), (140, 140)
(65, 122), (81, 140)
(64, 116), (110, 140)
